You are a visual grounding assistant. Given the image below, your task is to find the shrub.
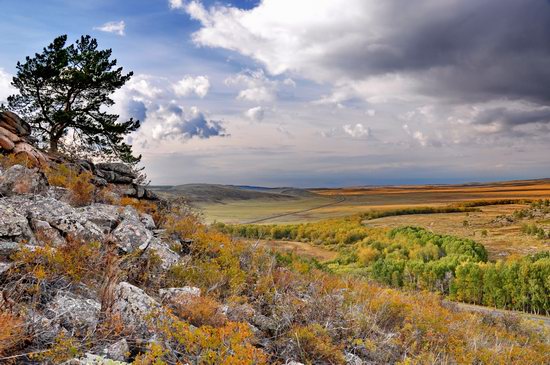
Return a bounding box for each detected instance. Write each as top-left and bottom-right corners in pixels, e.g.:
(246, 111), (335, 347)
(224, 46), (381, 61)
(291, 324), (345, 364)
(172, 295), (227, 328)
(0, 312), (26, 357)
(12, 237), (103, 284)
(136, 312), (268, 365)
(45, 164), (95, 206)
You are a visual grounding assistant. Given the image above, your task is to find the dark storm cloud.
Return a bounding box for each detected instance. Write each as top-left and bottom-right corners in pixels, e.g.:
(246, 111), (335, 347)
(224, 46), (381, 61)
(324, 0), (550, 104)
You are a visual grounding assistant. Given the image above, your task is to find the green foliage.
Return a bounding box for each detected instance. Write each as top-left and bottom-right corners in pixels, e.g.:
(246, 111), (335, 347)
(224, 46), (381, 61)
(7, 34), (140, 163)
(216, 218), (550, 314)
(361, 206), (479, 220)
(521, 223), (549, 239)
(450, 253), (550, 314)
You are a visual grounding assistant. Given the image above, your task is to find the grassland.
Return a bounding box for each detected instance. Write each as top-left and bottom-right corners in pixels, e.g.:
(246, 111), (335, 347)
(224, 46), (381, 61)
(192, 179), (550, 260)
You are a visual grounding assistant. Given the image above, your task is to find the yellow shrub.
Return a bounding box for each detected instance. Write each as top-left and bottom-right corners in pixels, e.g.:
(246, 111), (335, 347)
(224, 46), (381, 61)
(12, 237), (102, 284)
(292, 323), (345, 364)
(137, 312), (268, 365)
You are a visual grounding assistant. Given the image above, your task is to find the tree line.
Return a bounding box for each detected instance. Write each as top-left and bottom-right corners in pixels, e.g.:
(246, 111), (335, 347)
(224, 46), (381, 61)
(215, 219), (550, 314)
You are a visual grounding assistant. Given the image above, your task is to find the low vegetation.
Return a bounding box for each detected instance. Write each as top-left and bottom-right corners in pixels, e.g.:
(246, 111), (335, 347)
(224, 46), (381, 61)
(216, 215), (550, 315)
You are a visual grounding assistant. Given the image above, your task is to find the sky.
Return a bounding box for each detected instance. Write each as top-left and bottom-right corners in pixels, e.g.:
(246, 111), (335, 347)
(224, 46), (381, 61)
(1, 0), (550, 187)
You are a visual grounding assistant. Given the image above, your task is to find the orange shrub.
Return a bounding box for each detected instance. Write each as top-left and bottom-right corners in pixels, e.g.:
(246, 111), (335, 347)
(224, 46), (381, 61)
(45, 164), (95, 206)
(0, 312), (26, 356)
(173, 295), (227, 328)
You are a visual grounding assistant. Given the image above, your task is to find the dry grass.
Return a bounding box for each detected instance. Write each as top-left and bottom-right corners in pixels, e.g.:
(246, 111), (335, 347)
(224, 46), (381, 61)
(364, 203), (549, 259)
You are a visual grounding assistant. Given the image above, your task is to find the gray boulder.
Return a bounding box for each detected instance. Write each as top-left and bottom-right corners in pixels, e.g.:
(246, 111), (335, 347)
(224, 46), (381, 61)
(345, 352), (364, 365)
(44, 291), (101, 337)
(76, 204), (122, 234)
(62, 353), (129, 365)
(112, 282), (160, 334)
(159, 286), (201, 304)
(144, 238), (180, 270)
(0, 204), (35, 243)
(0, 262), (12, 274)
(112, 206), (153, 252)
(0, 165), (48, 196)
(102, 338), (130, 362)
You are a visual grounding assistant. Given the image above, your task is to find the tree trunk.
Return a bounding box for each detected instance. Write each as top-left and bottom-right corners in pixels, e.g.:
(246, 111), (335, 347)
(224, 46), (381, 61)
(49, 134), (59, 153)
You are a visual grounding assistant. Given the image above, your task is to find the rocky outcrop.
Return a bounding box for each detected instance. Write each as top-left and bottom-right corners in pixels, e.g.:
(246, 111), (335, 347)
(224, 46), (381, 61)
(0, 164), (49, 196)
(0, 111), (48, 166)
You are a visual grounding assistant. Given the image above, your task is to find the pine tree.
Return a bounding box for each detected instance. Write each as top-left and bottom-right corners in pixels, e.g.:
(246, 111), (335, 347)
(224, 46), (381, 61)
(7, 35), (140, 163)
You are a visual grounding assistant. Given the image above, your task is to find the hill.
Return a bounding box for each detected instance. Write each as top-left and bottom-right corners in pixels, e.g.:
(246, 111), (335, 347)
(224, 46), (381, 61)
(150, 183), (318, 203)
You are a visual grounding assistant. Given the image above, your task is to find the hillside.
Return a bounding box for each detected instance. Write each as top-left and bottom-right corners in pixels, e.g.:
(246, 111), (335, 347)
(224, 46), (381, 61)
(150, 183), (317, 203)
(1, 161), (549, 364)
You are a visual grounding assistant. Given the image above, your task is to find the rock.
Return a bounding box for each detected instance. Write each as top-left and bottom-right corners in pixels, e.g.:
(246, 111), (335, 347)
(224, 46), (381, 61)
(50, 215), (104, 242)
(0, 204), (35, 243)
(44, 291), (101, 337)
(96, 163), (134, 177)
(62, 353), (129, 365)
(3, 195), (74, 223)
(140, 213), (156, 230)
(0, 262), (12, 274)
(112, 282), (160, 334)
(252, 314), (278, 333)
(1, 195), (104, 241)
(159, 286), (201, 304)
(102, 339), (130, 362)
(76, 204), (122, 234)
(287, 362), (306, 365)
(144, 238), (179, 270)
(345, 352), (364, 365)
(31, 219), (65, 246)
(112, 206), (153, 252)
(0, 126), (22, 144)
(95, 163), (136, 184)
(0, 165), (49, 196)
(0, 111), (31, 136)
(0, 134), (15, 150)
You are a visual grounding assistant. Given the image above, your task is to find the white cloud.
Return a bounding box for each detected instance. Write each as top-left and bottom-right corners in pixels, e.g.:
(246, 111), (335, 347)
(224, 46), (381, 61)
(343, 123), (371, 138)
(169, 0), (185, 10)
(173, 75), (210, 98)
(94, 20), (126, 36)
(148, 106), (226, 142)
(0, 69), (15, 103)
(366, 109), (376, 117)
(127, 77), (162, 99)
(245, 106), (265, 122)
(225, 69), (277, 102)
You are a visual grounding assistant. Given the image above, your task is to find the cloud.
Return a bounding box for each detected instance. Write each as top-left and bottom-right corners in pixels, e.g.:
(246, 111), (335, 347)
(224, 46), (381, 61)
(225, 69), (277, 102)
(173, 75), (210, 98)
(94, 20), (126, 36)
(185, 0), (550, 130)
(149, 106), (226, 141)
(343, 123), (371, 138)
(169, 0), (185, 10)
(245, 106), (265, 122)
(110, 74), (227, 147)
(0, 69), (15, 103)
